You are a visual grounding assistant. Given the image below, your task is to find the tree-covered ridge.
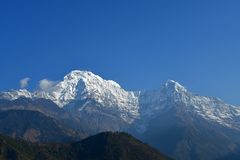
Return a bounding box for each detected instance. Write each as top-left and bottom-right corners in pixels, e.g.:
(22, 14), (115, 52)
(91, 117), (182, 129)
(0, 132), (172, 160)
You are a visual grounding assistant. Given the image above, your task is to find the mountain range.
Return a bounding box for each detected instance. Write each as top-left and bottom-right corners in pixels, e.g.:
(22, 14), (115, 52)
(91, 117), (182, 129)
(1, 70), (240, 160)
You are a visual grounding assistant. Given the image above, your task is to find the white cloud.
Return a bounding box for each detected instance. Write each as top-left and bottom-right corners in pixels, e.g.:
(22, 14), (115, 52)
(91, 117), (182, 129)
(20, 77), (30, 88)
(39, 79), (56, 90)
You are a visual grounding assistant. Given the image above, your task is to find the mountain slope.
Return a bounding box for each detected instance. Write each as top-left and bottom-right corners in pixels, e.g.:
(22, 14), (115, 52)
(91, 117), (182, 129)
(0, 132), (171, 160)
(0, 110), (82, 142)
(133, 106), (240, 160)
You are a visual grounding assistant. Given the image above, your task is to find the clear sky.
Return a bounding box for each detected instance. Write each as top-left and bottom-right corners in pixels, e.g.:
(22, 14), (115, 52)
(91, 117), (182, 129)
(0, 0), (240, 104)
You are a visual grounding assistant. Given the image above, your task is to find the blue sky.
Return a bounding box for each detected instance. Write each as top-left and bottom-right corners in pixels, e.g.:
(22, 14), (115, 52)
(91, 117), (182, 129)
(0, 0), (240, 104)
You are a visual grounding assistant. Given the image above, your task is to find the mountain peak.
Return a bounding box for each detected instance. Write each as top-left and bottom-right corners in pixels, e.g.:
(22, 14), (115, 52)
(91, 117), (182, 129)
(35, 70), (115, 107)
(164, 80), (187, 93)
(64, 70), (96, 81)
(66, 70), (94, 77)
(64, 70), (121, 88)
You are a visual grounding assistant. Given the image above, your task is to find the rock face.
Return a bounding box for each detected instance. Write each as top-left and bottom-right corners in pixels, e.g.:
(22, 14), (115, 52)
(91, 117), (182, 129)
(1, 70), (240, 159)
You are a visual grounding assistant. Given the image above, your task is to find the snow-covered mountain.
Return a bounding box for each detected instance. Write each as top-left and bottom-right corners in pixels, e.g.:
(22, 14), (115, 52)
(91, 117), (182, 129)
(1, 70), (240, 159)
(35, 71), (138, 108)
(0, 70), (139, 124)
(0, 89), (32, 100)
(1, 70), (240, 130)
(138, 80), (240, 131)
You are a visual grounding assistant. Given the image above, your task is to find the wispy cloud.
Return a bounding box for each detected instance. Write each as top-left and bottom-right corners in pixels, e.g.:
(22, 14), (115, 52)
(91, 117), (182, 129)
(39, 79), (56, 90)
(20, 77), (30, 89)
